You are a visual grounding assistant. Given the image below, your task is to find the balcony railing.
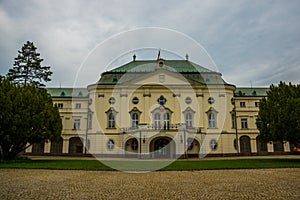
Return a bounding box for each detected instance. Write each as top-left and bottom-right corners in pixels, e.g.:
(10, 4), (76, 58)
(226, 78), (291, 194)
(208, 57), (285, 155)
(121, 124), (200, 133)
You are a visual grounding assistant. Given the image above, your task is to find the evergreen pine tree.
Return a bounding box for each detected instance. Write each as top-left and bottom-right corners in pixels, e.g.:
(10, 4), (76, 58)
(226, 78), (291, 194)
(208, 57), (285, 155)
(6, 41), (52, 87)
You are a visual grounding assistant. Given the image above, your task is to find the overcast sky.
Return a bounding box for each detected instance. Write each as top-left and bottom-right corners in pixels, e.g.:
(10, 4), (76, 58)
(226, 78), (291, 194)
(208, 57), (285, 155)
(0, 0), (299, 88)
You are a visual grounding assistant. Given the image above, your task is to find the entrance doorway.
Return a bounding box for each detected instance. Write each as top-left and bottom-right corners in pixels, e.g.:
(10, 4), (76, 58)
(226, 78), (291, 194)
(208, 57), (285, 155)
(154, 138), (170, 158)
(69, 137), (83, 154)
(150, 137), (175, 158)
(240, 135), (251, 155)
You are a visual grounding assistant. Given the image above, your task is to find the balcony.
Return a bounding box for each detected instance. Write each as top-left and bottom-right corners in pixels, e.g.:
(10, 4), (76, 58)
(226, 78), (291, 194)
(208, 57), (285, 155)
(121, 124), (200, 134)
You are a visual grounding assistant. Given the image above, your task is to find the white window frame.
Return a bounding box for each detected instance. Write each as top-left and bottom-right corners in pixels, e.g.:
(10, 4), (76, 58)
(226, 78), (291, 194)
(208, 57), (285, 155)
(106, 108), (118, 129)
(241, 118), (248, 129)
(185, 113), (193, 128)
(208, 113), (216, 128)
(87, 112), (92, 129)
(154, 113), (161, 130)
(240, 102), (246, 107)
(151, 106), (172, 130)
(131, 113), (139, 128)
(206, 107), (218, 128)
(129, 107), (142, 129)
(231, 112), (236, 129)
(73, 118), (81, 130)
(163, 113), (170, 130)
(108, 113), (115, 128)
(183, 107), (195, 129)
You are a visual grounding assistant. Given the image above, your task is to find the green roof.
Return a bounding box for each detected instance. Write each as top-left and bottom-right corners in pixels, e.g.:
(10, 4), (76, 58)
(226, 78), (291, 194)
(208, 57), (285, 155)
(110, 60), (214, 73)
(98, 59), (228, 85)
(234, 87), (268, 97)
(47, 88), (88, 98)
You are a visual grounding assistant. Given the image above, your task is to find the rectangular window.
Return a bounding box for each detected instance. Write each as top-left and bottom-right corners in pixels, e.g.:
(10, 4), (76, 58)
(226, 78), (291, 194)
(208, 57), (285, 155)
(74, 119), (81, 130)
(231, 113), (236, 129)
(241, 118), (248, 129)
(131, 113), (139, 128)
(75, 103), (81, 109)
(208, 113), (216, 128)
(154, 113), (161, 130)
(185, 113), (192, 129)
(88, 113), (92, 129)
(164, 113), (170, 130)
(255, 102), (260, 107)
(108, 113), (115, 128)
(57, 103), (63, 109)
(240, 102), (246, 107)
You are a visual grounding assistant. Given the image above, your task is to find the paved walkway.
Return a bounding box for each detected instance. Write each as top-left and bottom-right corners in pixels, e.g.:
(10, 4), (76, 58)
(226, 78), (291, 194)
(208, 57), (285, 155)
(1, 168), (299, 199)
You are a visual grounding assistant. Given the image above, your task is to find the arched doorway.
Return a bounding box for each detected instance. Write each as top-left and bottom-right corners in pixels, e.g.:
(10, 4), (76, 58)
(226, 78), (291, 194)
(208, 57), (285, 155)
(125, 138), (139, 156)
(256, 136), (268, 155)
(273, 141), (284, 153)
(50, 137), (63, 154)
(187, 138), (200, 158)
(69, 137), (83, 154)
(240, 136), (251, 155)
(150, 137), (175, 158)
(32, 142), (45, 154)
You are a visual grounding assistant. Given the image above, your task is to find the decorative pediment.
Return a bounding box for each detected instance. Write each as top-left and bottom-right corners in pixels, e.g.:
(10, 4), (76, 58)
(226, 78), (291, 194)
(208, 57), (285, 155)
(129, 107), (142, 114)
(151, 105), (173, 114)
(105, 107), (118, 114)
(183, 107), (196, 114)
(124, 69), (192, 86)
(205, 107), (218, 114)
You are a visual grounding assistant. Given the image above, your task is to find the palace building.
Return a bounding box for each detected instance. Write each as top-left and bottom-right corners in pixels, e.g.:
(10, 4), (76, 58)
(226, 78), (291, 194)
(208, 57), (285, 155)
(26, 56), (292, 158)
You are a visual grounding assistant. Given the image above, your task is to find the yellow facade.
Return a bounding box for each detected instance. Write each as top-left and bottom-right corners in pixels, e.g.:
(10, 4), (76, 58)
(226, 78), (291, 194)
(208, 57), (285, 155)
(26, 59), (291, 157)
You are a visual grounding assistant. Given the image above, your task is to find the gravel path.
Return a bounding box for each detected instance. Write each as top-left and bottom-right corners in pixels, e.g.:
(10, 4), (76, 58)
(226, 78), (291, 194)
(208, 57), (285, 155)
(0, 168), (299, 199)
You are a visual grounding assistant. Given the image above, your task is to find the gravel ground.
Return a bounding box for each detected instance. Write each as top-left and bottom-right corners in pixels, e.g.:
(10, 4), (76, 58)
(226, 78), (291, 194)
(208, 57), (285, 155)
(0, 168), (299, 199)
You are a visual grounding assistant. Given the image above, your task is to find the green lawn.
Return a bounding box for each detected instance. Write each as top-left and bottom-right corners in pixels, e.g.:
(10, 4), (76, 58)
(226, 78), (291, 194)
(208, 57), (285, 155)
(0, 158), (299, 171)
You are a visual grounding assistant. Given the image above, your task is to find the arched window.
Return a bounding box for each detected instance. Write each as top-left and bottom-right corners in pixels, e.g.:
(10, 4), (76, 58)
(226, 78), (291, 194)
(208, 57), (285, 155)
(231, 112), (236, 128)
(129, 107), (142, 129)
(50, 137), (63, 154)
(185, 113), (193, 128)
(206, 107), (218, 128)
(183, 107), (195, 129)
(154, 113), (161, 130)
(208, 113), (216, 128)
(32, 143), (45, 154)
(152, 106), (173, 130)
(131, 113), (139, 128)
(108, 113), (115, 128)
(163, 113), (170, 130)
(69, 137), (83, 154)
(106, 108), (118, 129)
(210, 139), (218, 150)
(240, 135), (251, 154)
(107, 139), (115, 151)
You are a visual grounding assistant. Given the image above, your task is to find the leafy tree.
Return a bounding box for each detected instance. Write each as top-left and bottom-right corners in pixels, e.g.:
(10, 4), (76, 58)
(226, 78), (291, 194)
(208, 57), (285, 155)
(6, 41), (52, 87)
(0, 79), (62, 160)
(256, 82), (300, 148)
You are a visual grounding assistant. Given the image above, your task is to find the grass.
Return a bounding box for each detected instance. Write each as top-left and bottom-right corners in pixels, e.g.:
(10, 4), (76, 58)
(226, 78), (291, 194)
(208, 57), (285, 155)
(0, 158), (299, 171)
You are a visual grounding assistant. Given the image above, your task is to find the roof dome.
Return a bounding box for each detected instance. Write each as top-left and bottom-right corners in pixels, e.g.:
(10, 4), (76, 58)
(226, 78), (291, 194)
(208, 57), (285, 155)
(98, 59), (227, 85)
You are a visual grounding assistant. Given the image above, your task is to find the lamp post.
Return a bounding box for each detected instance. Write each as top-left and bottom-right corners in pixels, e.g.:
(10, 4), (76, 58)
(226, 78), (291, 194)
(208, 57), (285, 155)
(85, 96), (92, 155)
(232, 97), (239, 156)
(183, 128), (187, 159)
(139, 130), (142, 159)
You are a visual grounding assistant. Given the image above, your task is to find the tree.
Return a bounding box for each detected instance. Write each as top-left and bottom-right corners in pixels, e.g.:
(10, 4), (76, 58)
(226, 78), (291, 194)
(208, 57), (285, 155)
(256, 82), (300, 149)
(0, 79), (62, 160)
(6, 41), (52, 87)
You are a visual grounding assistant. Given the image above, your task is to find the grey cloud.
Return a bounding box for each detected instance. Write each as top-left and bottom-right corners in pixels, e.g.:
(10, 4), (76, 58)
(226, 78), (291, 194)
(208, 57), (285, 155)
(0, 0), (299, 87)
